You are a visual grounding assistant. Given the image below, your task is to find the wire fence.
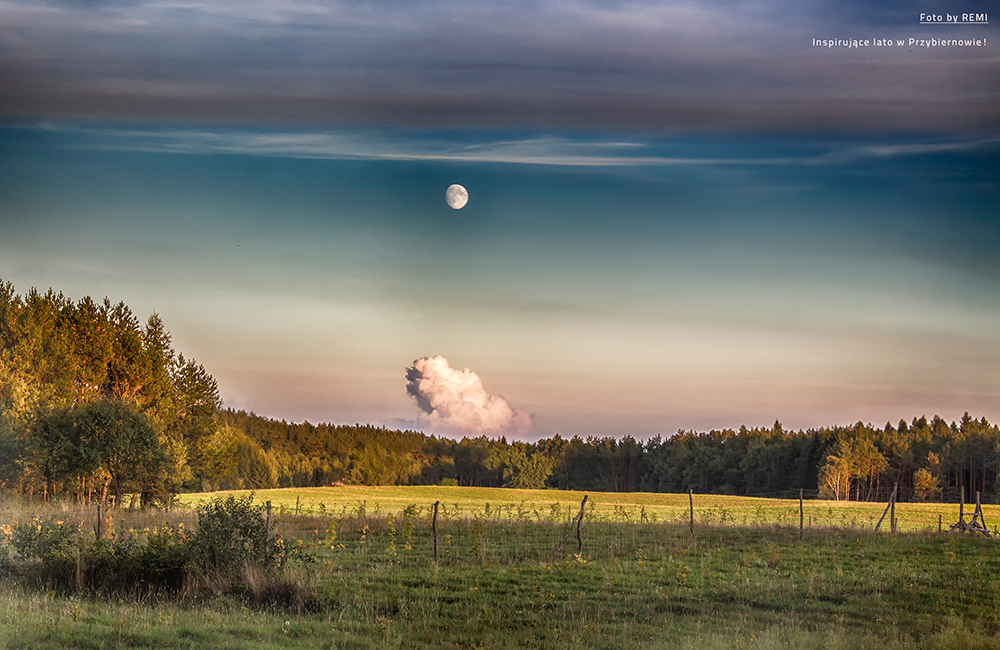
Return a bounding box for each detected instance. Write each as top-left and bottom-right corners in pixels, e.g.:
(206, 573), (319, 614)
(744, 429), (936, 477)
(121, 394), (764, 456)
(2, 491), (997, 577)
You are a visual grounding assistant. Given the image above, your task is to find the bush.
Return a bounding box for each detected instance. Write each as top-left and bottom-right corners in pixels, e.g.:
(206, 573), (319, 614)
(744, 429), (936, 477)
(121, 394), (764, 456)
(9, 516), (79, 585)
(84, 523), (190, 594)
(6, 496), (295, 603)
(190, 494), (283, 571)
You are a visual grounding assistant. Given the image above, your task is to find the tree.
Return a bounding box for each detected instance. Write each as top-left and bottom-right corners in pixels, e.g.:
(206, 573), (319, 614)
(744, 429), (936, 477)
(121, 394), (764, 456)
(73, 400), (165, 507)
(171, 354), (221, 443)
(818, 441), (854, 500)
(24, 408), (76, 501)
(913, 468), (941, 502)
(484, 442), (556, 489)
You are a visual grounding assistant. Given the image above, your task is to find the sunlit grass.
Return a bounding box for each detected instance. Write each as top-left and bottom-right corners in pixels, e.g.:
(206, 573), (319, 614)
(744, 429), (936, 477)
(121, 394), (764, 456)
(176, 485), (997, 534)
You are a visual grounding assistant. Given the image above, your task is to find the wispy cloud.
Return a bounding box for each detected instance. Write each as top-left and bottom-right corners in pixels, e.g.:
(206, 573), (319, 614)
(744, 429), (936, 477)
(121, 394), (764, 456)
(809, 138), (1000, 164)
(63, 127), (791, 166)
(31, 123), (1000, 168)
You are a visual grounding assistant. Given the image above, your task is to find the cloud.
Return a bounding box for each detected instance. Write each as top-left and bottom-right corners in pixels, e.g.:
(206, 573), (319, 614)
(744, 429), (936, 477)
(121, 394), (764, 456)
(40, 124), (794, 166)
(30, 123), (999, 170)
(1, 0), (996, 131)
(405, 355), (531, 436)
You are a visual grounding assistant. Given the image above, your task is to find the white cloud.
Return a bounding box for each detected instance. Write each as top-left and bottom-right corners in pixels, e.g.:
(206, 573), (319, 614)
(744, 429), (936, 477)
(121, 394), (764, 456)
(406, 355), (531, 436)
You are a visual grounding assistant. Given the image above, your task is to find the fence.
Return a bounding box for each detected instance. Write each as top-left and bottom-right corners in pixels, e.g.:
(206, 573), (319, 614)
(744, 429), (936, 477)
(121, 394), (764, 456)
(2, 491), (997, 577)
(268, 490), (1000, 571)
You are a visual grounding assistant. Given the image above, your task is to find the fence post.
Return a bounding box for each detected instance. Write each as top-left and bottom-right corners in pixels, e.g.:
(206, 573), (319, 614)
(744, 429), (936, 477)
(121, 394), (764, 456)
(688, 489), (694, 535)
(266, 501), (272, 536)
(938, 514), (942, 533)
(890, 483), (897, 533)
(799, 489), (804, 540)
(551, 495), (588, 562)
(295, 496), (300, 517)
(432, 500), (440, 565)
(874, 483), (897, 533)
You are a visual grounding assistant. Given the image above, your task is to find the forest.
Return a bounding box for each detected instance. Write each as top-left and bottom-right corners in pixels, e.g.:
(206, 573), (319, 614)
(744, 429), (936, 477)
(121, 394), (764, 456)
(1, 280), (998, 506)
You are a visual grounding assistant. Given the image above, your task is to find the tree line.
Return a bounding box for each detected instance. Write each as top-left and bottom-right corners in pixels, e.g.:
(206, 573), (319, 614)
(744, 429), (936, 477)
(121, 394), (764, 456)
(0, 281), (219, 506)
(2, 280), (998, 506)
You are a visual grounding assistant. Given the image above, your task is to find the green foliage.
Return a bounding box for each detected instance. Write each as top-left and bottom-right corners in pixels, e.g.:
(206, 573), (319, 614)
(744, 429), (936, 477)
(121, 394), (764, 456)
(84, 523), (191, 594)
(0, 280), (221, 501)
(190, 495), (283, 570)
(193, 426), (277, 491)
(484, 442), (556, 489)
(171, 354), (221, 443)
(73, 400), (167, 505)
(913, 467), (942, 502)
(4, 496), (287, 596)
(9, 516), (79, 585)
(10, 516), (78, 562)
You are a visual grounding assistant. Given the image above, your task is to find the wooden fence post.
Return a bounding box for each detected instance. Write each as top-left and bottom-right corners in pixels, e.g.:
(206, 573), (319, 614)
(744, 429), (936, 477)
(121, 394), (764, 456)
(688, 489), (694, 535)
(938, 514), (942, 533)
(295, 496), (300, 516)
(890, 482), (898, 533)
(874, 483), (897, 533)
(551, 495), (588, 562)
(266, 501), (272, 536)
(799, 489), (804, 540)
(432, 500), (440, 565)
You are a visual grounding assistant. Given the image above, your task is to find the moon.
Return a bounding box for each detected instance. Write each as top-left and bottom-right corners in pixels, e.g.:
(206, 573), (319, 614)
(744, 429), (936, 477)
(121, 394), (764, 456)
(446, 184), (468, 210)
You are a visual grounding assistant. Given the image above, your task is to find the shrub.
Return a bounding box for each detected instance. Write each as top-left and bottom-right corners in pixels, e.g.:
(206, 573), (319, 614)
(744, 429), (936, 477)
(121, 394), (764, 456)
(190, 494), (283, 571)
(9, 516), (79, 585)
(84, 523), (190, 595)
(6, 496), (293, 601)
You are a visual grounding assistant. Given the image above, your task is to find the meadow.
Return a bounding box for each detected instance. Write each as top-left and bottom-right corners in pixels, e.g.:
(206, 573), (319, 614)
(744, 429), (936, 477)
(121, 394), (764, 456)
(2, 488), (999, 649)
(177, 485), (998, 535)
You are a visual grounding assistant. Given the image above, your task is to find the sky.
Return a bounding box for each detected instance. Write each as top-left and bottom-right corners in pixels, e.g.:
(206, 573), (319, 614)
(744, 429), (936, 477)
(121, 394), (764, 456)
(0, 0), (998, 439)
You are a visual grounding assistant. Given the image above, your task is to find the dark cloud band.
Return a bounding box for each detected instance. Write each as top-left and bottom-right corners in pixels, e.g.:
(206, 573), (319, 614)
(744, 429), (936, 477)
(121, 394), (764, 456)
(1, 0), (997, 131)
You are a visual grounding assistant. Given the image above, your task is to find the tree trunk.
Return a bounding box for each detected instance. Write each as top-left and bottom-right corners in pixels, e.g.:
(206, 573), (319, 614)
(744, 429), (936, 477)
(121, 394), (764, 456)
(101, 475), (112, 507)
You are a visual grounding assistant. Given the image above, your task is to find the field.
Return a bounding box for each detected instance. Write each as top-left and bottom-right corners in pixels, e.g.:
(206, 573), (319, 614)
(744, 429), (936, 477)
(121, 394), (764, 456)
(2, 487), (1000, 649)
(177, 485), (999, 534)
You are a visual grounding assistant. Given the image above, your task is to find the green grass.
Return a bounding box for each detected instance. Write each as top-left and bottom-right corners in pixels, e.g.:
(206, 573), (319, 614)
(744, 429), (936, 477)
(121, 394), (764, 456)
(4, 489), (1000, 648)
(176, 485), (999, 534)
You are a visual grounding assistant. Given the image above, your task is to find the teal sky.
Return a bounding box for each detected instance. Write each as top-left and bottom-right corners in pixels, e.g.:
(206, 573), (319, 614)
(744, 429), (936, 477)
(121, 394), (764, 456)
(0, 0), (997, 438)
(2, 125), (998, 438)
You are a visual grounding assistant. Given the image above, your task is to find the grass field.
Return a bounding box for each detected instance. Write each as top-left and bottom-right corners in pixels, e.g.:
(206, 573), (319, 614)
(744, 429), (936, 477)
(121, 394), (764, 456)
(177, 485), (999, 534)
(3, 488), (1000, 649)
